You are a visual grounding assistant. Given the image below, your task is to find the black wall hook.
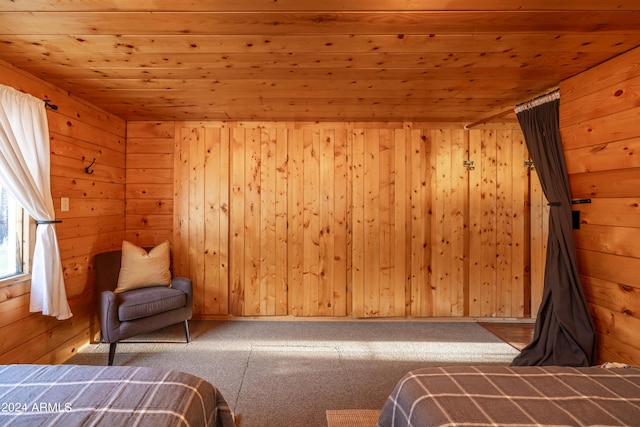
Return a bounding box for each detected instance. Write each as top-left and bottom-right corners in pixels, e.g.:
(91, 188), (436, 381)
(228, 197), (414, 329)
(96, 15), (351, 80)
(85, 158), (96, 174)
(44, 100), (58, 110)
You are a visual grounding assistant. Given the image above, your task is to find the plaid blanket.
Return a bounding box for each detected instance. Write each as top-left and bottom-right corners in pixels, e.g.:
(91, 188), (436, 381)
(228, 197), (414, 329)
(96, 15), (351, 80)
(377, 365), (640, 427)
(0, 364), (234, 427)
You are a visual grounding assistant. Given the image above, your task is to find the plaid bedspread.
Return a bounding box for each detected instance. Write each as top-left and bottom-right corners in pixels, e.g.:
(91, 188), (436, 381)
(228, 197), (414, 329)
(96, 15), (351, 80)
(0, 364), (235, 427)
(377, 365), (640, 427)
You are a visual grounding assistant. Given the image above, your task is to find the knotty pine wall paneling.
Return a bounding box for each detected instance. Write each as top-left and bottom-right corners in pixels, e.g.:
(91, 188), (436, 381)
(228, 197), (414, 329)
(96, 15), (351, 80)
(0, 59), (126, 364)
(352, 125), (409, 317)
(125, 122), (175, 246)
(159, 121), (543, 319)
(174, 123), (230, 317)
(467, 129), (533, 318)
(432, 128), (467, 317)
(290, 126), (349, 317)
(560, 46), (640, 366)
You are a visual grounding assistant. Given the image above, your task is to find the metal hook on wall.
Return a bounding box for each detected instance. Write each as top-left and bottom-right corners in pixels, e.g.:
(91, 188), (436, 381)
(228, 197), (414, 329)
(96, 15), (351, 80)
(85, 158), (96, 174)
(43, 100), (59, 111)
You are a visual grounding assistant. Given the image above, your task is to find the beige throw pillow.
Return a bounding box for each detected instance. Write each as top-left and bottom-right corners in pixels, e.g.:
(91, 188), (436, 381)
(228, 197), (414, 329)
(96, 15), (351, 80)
(114, 240), (172, 294)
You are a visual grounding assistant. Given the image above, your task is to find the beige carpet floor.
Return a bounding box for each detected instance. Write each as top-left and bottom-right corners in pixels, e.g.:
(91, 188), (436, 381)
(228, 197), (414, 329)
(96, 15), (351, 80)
(67, 320), (520, 427)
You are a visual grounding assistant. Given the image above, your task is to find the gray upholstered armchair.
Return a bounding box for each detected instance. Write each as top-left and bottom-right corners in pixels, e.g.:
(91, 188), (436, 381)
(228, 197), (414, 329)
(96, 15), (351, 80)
(95, 246), (193, 366)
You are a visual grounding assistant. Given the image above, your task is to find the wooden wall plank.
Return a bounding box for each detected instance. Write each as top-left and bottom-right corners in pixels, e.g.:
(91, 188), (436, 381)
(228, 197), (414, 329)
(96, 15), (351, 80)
(203, 127), (221, 314)
(481, 130), (498, 317)
(302, 129), (321, 316)
(189, 127), (206, 314)
(511, 131), (528, 317)
(561, 108), (640, 151)
(378, 129), (394, 317)
(565, 137), (640, 175)
(433, 129), (451, 316)
(496, 130), (512, 317)
(451, 129), (467, 317)
(275, 128), (289, 315)
(468, 130), (482, 316)
(260, 128), (277, 315)
(204, 127), (229, 314)
(351, 129), (365, 317)
(333, 129), (349, 317)
(319, 129), (336, 316)
(581, 275), (640, 322)
(229, 127), (246, 315)
(410, 129), (432, 316)
(363, 129), (381, 316)
(570, 168), (640, 199)
(288, 129), (305, 316)
(244, 128), (261, 315)
(394, 128), (410, 316)
(577, 249), (640, 289)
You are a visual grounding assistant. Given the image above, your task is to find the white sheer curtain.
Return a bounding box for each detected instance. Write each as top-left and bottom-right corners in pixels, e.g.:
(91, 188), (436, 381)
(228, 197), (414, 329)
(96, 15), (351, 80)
(0, 84), (72, 320)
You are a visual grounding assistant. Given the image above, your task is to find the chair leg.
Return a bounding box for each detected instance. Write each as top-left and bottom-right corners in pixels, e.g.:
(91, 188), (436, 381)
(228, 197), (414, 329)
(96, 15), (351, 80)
(108, 342), (117, 366)
(183, 320), (191, 343)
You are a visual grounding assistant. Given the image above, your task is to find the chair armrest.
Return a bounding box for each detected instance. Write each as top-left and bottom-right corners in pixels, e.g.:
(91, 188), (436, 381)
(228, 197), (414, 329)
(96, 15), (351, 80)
(171, 277), (193, 318)
(100, 290), (121, 343)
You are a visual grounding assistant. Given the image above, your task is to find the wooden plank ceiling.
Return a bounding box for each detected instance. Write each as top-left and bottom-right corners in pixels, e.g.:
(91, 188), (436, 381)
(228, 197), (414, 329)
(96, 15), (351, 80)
(1, 1), (640, 124)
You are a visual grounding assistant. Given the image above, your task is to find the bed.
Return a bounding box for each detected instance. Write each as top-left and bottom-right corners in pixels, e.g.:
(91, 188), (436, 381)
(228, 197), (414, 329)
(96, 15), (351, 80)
(377, 365), (640, 426)
(0, 364), (235, 427)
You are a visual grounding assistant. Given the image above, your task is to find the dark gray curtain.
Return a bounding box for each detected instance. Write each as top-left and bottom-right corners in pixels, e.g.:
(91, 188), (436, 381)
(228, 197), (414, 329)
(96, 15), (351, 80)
(511, 91), (596, 366)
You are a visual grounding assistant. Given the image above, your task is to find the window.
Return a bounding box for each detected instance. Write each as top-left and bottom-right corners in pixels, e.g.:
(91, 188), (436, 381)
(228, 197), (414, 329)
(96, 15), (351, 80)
(0, 185), (29, 280)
